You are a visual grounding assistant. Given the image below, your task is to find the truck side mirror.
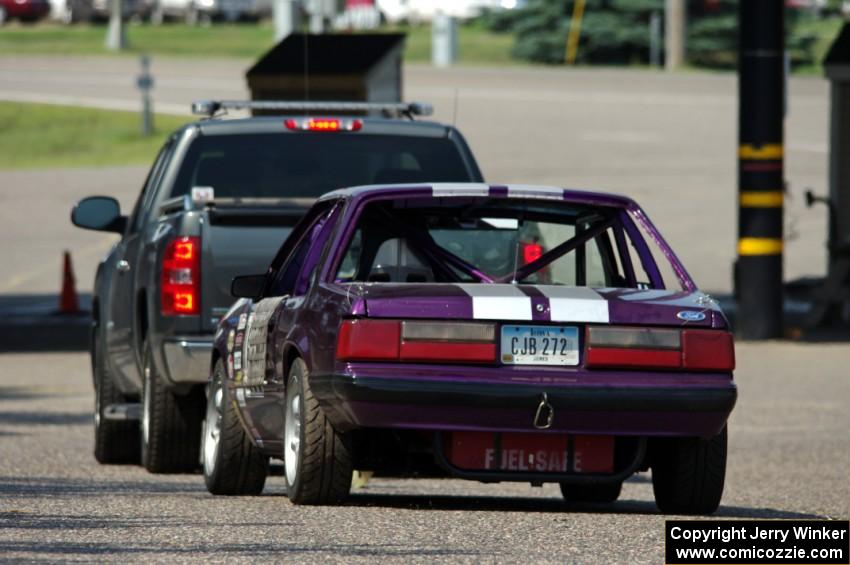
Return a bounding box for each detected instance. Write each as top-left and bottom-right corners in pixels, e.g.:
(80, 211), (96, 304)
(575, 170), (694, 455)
(231, 274), (267, 300)
(71, 196), (127, 234)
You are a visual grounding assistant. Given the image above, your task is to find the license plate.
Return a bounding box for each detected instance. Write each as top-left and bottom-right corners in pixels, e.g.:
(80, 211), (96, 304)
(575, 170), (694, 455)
(500, 325), (579, 366)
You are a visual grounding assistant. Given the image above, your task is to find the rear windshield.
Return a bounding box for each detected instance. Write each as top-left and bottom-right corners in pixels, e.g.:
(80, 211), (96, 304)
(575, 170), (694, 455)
(334, 197), (687, 290)
(170, 133), (473, 199)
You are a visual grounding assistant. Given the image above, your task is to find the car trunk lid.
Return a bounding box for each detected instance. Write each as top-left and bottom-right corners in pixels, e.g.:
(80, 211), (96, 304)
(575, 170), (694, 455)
(357, 283), (722, 328)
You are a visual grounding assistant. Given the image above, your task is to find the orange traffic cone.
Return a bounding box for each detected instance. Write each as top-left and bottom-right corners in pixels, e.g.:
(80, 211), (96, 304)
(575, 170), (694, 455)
(59, 250), (80, 314)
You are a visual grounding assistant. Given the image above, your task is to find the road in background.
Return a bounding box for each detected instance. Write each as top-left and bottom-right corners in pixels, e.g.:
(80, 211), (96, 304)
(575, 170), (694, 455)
(0, 342), (847, 562)
(0, 56), (831, 295)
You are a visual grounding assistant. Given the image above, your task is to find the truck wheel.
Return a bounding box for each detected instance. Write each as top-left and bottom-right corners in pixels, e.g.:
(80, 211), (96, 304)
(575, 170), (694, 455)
(203, 359), (268, 495)
(559, 481), (622, 503)
(651, 426), (727, 515)
(283, 358), (352, 505)
(93, 327), (140, 464)
(140, 339), (204, 473)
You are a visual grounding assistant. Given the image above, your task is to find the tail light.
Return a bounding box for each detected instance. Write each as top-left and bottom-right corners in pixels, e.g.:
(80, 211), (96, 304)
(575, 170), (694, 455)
(161, 236), (200, 316)
(336, 320), (496, 363)
(284, 118), (363, 132)
(585, 326), (734, 371)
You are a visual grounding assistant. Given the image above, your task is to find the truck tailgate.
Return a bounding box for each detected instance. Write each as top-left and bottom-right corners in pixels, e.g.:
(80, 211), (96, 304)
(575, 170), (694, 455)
(201, 209), (302, 330)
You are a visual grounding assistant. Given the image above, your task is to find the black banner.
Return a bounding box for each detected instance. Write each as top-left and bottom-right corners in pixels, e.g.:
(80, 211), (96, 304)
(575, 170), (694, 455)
(666, 520), (849, 564)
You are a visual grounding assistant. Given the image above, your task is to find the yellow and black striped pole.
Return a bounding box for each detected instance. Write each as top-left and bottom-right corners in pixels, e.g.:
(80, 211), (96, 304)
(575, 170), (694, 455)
(736, 1), (784, 339)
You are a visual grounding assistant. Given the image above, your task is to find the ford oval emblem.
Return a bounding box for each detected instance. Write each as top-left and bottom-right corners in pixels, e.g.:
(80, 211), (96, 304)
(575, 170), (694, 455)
(677, 310), (706, 322)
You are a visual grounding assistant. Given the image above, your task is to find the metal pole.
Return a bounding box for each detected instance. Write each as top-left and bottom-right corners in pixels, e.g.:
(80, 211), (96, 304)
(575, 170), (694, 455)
(736, 1), (785, 339)
(308, 0), (324, 32)
(649, 10), (662, 68)
(273, 0), (299, 41)
(137, 55), (154, 136)
(664, 0), (685, 71)
(432, 12), (457, 68)
(105, 0), (126, 51)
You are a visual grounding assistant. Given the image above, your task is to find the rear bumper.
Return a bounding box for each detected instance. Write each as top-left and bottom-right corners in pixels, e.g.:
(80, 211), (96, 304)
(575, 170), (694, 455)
(161, 337), (214, 385)
(310, 372), (737, 438)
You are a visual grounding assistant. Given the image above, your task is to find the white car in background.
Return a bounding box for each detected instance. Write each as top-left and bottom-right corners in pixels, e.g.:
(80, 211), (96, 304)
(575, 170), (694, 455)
(149, 0), (269, 23)
(377, 0), (523, 24)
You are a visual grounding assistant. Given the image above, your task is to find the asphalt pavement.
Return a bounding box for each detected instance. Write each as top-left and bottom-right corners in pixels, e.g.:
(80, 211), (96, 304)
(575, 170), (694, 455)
(0, 343), (847, 562)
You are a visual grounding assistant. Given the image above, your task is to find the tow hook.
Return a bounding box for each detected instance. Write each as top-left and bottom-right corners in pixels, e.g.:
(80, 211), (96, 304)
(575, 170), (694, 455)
(533, 392), (554, 430)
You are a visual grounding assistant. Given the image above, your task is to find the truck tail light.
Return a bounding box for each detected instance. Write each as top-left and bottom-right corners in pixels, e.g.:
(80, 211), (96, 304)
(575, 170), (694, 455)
(284, 118), (363, 132)
(161, 236), (200, 316)
(585, 326), (734, 371)
(336, 320), (496, 363)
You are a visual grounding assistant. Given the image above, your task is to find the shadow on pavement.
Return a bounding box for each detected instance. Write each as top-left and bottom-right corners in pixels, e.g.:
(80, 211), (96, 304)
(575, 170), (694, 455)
(0, 293), (91, 353)
(345, 493), (826, 519)
(0, 539), (482, 559)
(0, 411), (90, 426)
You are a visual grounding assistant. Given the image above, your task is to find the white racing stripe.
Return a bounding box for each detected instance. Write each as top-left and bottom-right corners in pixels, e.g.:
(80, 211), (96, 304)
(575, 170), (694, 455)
(506, 185), (566, 200)
(537, 286), (610, 323)
(431, 183), (491, 197)
(458, 283), (532, 321)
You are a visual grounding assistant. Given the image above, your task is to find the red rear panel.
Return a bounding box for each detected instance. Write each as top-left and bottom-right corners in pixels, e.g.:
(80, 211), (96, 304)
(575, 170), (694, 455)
(444, 431), (613, 474)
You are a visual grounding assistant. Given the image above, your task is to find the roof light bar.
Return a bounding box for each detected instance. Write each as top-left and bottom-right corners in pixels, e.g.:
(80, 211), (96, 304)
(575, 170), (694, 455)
(191, 100), (434, 119)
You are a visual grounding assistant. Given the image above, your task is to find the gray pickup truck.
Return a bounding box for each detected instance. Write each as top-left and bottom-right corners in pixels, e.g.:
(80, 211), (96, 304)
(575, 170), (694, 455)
(71, 101), (484, 473)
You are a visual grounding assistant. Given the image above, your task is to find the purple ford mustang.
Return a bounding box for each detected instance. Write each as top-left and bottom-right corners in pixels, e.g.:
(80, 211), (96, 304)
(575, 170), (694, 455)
(202, 183), (736, 514)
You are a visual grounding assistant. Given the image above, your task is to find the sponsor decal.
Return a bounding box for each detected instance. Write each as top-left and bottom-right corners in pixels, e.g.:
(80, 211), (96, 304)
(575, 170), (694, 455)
(226, 329), (235, 352)
(233, 351), (242, 371)
(242, 298), (285, 387)
(234, 331), (244, 348)
(237, 313), (247, 330)
(234, 370), (243, 383)
(227, 354), (234, 378)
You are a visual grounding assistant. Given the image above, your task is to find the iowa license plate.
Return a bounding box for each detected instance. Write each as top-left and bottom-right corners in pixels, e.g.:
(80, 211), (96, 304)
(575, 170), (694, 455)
(500, 325), (579, 366)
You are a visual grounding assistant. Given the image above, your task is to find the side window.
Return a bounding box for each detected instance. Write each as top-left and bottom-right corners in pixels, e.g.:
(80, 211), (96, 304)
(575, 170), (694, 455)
(127, 140), (174, 233)
(270, 206), (339, 296)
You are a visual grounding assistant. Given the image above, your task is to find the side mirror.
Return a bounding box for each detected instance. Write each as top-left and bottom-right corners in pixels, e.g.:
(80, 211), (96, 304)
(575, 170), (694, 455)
(71, 196), (127, 234)
(231, 274), (267, 299)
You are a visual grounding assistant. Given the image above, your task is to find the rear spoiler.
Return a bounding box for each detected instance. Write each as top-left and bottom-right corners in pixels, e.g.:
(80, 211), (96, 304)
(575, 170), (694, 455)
(159, 195), (314, 226)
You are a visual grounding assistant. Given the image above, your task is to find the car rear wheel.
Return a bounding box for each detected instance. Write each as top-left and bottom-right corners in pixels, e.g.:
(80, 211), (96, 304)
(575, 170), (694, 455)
(93, 326), (140, 464)
(651, 426), (727, 515)
(140, 339), (204, 473)
(284, 358), (353, 505)
(559, 481), (622, 504)
(203, 359), (268, 495)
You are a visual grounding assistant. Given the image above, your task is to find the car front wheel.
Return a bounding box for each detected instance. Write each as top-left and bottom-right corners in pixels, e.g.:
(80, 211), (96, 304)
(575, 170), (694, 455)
(140, 339), (204, 473)
(284, 358), (353, 505)
(651, 426), (727, 515)
(202, 359), (268, 495)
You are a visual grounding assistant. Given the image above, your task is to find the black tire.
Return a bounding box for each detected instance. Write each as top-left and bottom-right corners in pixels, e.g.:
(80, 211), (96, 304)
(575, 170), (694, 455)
(559, 481), (622, 504)
(93, 326), (140, 464)
(651, 426), (727, 515)
(203, 360), (269, 495)
(284, 358), (352, 505)
(140, 339), (204, 473)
